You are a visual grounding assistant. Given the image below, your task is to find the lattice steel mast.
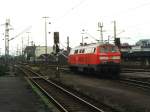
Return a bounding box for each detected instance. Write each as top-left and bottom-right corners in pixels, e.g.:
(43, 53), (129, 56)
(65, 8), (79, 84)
(5, 19), (10, 56)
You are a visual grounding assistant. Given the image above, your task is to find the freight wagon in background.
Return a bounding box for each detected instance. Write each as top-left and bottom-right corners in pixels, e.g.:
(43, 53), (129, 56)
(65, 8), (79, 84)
(121, 39), (150, 66)
(68, 42), (121, 78)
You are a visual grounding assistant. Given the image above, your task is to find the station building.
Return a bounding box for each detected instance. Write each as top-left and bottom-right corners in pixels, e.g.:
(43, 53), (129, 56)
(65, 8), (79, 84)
(24, 46), (53, 61)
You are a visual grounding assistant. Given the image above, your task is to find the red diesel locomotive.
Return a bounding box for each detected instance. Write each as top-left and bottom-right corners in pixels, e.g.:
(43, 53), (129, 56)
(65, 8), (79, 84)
(68, 43), (121, 77)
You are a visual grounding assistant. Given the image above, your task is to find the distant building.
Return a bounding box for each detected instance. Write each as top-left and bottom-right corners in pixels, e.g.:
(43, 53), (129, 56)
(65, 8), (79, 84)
(130, 39), (150, 52)
(35, 46), (53, 57)
(136, 39), (150, 47)
(24, 46), (36, 60)
(120, 43), (131, 52)
(24, 46), (53, 61)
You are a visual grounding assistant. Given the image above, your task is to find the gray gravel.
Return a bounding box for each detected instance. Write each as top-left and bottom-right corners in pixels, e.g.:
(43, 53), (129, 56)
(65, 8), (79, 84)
(41, 68), (150, 112)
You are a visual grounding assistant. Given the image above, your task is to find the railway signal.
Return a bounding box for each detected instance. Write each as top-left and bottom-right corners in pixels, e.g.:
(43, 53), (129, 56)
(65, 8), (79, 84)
(53, 32), (60, 54)
(54, 32), (59, 44)
(53, 32), (60, 80)
(115, 38), (121, 48)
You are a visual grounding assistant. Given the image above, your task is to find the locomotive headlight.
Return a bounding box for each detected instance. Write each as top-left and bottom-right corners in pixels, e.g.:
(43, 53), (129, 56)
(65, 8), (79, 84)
(112, 56), (120, 60)
(100, 56), (108, 60)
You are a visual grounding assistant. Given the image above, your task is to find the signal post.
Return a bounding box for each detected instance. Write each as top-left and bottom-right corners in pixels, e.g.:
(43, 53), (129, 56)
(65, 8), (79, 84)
(53, 32), (60, 80)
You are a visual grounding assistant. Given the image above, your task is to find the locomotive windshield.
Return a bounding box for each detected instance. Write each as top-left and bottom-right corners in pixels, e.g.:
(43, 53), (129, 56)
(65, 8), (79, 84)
(110, 46), (119, 52)
(100, 45), (119, 53)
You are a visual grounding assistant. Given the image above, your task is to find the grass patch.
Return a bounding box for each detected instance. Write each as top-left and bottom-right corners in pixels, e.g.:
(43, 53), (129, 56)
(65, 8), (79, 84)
(24, 77), (60, 112)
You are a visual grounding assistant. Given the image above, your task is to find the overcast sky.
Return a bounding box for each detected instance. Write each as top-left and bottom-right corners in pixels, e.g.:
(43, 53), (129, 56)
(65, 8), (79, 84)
(0, 0), (150, 55)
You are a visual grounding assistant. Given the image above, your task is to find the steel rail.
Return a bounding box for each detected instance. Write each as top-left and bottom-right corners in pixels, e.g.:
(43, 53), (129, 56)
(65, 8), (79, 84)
(31, 78), (69, 112)
(19, 66), (68, 112)
(120, 78), (150, 89)
(20, 66), (107, 112)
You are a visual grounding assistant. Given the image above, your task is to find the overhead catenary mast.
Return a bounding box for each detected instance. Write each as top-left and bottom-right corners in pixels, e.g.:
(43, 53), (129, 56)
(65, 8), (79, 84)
(26, 32), (30, 46)
(98, 22), (103, 43)
(5, 19), (11, 56)
(42, 16), (50, 63)
(67, 36), (70, 52)
(42, 17), (49, 55)
(113, 20), (117, 43)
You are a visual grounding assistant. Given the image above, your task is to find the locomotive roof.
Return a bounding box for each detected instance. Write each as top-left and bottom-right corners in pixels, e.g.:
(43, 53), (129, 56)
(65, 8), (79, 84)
(73, 42), (115, 50)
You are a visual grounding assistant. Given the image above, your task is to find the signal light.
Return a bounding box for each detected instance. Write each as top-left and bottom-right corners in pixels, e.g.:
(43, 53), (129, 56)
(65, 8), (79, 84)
(54, 32), (59, 44)
(115, 38), (120, 48)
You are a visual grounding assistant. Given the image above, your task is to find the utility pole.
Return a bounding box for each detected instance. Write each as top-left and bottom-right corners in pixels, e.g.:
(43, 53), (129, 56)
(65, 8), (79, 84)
(26, 32), (30, 46)
(42, 17), (49, 60)
(113, 21), (121, 48)
(43, 17), (49, 63)
(0, 48), (1, 56)
(81, 29), (85, 45)
(31, 41), (34, 46)
(98, 22), (103, 43)
(22, 37), (24, 56)
(114, 20), (117, 43)
(16, 44), (19, 56)
(5, 19), (10, 56)
(108, 35), (110, 43)
(4, 19), (13, 64)
(21, 37), (24, 62)
(67, 36), (70, 52)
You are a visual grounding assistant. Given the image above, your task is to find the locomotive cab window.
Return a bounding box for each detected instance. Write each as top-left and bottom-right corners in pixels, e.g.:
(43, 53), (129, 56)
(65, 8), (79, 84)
(79, 49), (82, 53)
(93, 48), (96, 53)
(110, 46), (119, 52)
(100, 46), (109, 52)
(82, 49), (85, 53)
(74, 50), (78, 54)
(100, 45), (119, 52)
(85, 47), (95, 54)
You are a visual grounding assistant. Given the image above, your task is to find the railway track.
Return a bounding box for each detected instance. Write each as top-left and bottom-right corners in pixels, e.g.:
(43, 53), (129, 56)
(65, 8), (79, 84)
(18, 65), (119, 112)
(21, 63), (150, 88)
(26, 63), (150, 75)
(119, 78), (150, 90)
(121, 68), (150, 73)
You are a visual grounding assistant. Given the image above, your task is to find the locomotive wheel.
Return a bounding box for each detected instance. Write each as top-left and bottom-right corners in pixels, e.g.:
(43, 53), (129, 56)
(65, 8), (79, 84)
(83, 68), (90, 74)
(69, 66), (77, 72)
